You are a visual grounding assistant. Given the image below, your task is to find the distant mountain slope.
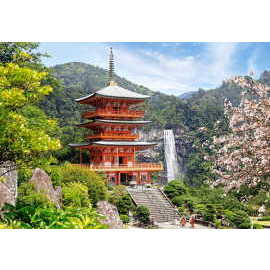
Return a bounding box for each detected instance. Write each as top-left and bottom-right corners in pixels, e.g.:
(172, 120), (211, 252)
(41, 62), (187, 129)
(178, 91), (197, 99)
(39, 61), (270, 184)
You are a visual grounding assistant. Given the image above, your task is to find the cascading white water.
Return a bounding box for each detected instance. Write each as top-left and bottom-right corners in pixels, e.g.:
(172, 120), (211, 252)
(164, 129), (180, 182)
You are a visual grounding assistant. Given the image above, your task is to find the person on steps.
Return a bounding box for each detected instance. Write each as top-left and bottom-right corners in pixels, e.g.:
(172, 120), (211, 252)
(189, 215), (195, 228)
(180, 216), (186, 227)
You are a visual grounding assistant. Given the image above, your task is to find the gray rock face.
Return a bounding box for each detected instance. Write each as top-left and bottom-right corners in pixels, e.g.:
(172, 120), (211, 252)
(30, 168), (61, 208)
(139, 128), (188, 175)
(0, 162), (18, 208)
(96, 201), (123, 229)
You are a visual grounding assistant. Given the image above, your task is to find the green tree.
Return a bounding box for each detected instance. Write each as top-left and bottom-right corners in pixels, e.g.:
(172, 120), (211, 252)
(0, 42), (46, 65)
(135, 205), (150, 225)
(0, 63), (61, 176)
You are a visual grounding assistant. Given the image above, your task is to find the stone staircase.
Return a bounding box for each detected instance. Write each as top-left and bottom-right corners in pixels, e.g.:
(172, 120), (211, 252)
(127, 188), (179, 223)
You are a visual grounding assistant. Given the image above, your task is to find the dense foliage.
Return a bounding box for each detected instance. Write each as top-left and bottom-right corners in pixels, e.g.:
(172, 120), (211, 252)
(164, 180), (251, 228)
(38, 61), (249, 186)
(0, 42), (61, 176)
(134, 205), (150, 225)
(46, 164), (108, 206)
(0, 164), (109, 229)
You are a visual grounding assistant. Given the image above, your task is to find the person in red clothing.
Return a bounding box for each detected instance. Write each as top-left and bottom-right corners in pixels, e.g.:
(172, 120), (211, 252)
(189, 215), (195, 228)
(180, 216), (186, 227)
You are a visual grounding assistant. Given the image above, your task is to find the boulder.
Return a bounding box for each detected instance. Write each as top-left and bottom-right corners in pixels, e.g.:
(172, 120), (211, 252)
(0, 162), (17, 208)
(96, 201), (123, 229)
(29, 168), (61, 208)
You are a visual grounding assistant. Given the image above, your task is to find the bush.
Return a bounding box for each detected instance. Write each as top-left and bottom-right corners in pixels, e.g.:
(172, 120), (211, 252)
(60, 165), (107, 206)
(224, 210), (251, 228)
(2, 204), (107, 229)
(257, 216), (270, 221)
(171, 195), (197, 213)
(164, 180), (188, 199)
(258, 217), (270, 221)
(120, 214), (130, 224)
(18, 168), (33, 185)
(17, 182), (53, 208)
(108, 185), (128, 205)
(43, 165), (63, 187)
(238, 222), (251, 229)
(202, 204), (216, 223)
(253, 223), (264, 229)
(135, 205), (150, 225)
(116, 194), (134, 215)
(62, 182), (90, 208)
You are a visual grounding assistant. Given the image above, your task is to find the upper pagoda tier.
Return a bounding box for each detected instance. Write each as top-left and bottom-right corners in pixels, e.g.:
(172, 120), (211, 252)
(76, 82), (150, 105)
(76, 81), (150, 120)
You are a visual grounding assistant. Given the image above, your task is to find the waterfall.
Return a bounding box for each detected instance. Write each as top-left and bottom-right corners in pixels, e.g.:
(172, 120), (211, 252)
(164, 130), (180, 182)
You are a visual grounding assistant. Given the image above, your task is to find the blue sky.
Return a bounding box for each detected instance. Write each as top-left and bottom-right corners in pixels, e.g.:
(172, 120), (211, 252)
(39, 42), (270, 95)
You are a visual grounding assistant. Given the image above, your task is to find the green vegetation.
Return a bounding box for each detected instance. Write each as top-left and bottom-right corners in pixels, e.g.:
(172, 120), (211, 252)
(120, 214), (130, 224)
(134, 205), (150, 225)
(108, 185), (134, 216)
(164, 180), (252, 228)
(54, 165), (107, 206)
(0, 164), (109, 229)
(2, 42), (270, 229)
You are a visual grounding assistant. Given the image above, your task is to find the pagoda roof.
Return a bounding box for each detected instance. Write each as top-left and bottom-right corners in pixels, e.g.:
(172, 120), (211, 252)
(75, 84), (150, 102)
(77, 119), (151, 127)
(69, 141), (156, 147)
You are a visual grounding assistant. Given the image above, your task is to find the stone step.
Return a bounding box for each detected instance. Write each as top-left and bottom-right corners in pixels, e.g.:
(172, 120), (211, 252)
(127, 188), (179, 223)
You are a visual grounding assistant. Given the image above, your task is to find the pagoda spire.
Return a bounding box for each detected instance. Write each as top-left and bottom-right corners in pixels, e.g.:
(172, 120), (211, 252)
(108, 47), (117, 86)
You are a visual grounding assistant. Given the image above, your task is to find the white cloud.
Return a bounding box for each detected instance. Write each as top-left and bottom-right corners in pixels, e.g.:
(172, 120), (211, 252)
(108, 43), (239, 95)
(41, 42), (240, 95)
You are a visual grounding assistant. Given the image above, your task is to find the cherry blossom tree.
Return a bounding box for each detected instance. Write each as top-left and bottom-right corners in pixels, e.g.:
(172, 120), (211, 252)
(212, 76), (270, 189)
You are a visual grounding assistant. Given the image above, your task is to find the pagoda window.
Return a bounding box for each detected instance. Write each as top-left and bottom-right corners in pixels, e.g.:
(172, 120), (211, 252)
(112, 102), (120, 111)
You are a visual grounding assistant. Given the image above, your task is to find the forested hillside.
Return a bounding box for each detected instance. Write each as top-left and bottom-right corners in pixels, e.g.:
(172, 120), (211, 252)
(40, 61), (270, 185)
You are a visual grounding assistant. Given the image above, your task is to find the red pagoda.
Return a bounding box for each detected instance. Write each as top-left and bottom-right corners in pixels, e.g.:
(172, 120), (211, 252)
(69, 48), (163, 185)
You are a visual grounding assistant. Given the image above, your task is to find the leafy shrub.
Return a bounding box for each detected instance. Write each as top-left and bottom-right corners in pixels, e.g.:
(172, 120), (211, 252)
(108, 185), (128, 205)
(224, 210), (251, 228)
(62, 182), (90, 208)
(120, 214), (130, 224)
(2, 204), (107, 229)
(43, 165), (63, 187)
(60, 165), (107, 206)
(116, 194), (134, 215)
(203, 204), (216, 222)
(17, 182), (53, 208)
(178, 206), (188, 215)
(108, 185), (134, 215)
(164, 180), (188, 199)
(135, 205), (150, 225)
(171, 195), (197, 212)
(18, 168), (33, 185)
(238, 222), (251, 229)
(253, 223), (264, 229)
(257, 216), (270, 221)
(214, 219), (222, 229)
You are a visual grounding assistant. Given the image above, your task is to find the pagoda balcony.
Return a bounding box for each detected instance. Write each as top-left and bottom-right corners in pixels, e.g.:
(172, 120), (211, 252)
(86, 133), (139, 141)
(73, 162), (163, 172)
(82, 109), (145, 119)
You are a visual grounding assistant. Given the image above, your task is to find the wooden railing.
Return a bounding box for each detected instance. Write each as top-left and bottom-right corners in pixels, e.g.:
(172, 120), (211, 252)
(86, 133), (139, 140)
(73, 162), (163, 172)
(82, 109), (145, 119)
